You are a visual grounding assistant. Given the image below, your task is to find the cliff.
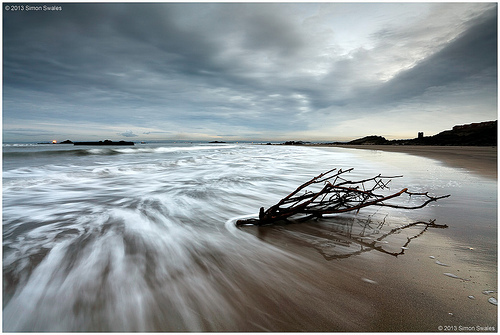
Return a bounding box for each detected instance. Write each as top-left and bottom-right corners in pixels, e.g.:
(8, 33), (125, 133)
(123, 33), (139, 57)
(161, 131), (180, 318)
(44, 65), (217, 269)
(399, 120), (497, 146)
(342, 120), (497, 146)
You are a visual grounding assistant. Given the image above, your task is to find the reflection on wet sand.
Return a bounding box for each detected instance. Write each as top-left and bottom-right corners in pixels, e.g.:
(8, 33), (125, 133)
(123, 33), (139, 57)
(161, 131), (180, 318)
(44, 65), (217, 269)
(238, 214), (448, 260)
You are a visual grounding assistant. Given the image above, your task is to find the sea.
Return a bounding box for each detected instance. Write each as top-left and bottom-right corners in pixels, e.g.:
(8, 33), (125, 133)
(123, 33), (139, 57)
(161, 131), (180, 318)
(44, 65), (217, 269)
(2, 142), (497, 331)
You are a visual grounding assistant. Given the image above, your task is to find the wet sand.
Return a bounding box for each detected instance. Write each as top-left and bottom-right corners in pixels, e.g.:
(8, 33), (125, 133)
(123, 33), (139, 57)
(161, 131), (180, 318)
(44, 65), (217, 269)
(240, 218), (497, 331)
(311, 145), (497, 179)
(238, 145), (497, 331)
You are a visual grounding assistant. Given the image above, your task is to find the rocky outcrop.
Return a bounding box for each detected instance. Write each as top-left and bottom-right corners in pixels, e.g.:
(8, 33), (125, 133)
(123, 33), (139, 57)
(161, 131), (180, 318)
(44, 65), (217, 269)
(347, 135), (389, 145)
(339, 121), (497, 146)
(400, 120), (497, 146)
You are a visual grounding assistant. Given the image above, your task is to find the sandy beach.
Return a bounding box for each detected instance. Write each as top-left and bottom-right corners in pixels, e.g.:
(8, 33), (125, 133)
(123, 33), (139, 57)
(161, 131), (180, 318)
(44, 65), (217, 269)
(312, 145), (497, 179)
(3, 143), (496, 331)
(239, 144), (498, 331)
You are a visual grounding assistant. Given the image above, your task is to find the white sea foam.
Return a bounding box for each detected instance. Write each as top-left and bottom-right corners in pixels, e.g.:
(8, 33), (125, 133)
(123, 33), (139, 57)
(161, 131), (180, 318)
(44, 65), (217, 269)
(2, 142), (496, 331)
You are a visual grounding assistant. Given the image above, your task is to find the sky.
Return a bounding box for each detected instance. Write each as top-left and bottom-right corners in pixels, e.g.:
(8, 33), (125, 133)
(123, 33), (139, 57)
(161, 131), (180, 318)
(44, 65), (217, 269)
(2, 2), (498, 142)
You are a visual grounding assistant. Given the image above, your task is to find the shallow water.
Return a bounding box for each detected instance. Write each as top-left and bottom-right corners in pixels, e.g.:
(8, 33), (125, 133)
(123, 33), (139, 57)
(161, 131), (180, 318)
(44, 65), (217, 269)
(3, 143), (497, 331)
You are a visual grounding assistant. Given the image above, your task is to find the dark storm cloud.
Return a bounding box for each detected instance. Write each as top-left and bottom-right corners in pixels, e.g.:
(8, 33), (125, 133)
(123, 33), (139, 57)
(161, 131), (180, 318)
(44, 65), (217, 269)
(3, 4), (210, 92)
(211, 4), (307, 56)
(3, 3), (310, 131)
(2, 3), (497, 141)
(365, 8), (497, 105)
(301, 5), (498, 112)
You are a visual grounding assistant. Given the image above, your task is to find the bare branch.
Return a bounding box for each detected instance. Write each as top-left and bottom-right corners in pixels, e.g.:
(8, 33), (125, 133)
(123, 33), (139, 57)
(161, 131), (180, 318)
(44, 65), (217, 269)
(236, 168), (450, 226)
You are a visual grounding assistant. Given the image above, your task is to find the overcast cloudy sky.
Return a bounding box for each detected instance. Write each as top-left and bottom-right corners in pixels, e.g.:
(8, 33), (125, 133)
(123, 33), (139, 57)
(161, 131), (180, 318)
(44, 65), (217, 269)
(3, 2), (497, 142)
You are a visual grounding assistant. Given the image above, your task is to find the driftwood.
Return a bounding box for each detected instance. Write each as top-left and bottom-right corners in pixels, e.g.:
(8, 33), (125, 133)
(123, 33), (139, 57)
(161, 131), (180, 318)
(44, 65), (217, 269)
(236, 168), (450, 226)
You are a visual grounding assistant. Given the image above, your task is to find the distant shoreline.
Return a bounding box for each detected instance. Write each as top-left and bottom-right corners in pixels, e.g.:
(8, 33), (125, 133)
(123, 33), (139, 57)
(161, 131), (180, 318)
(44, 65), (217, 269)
(311, 144), (497, 179)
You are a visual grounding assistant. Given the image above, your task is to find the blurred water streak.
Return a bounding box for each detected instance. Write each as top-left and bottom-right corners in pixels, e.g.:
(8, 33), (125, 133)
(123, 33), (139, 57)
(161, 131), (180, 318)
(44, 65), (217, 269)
(3, 143), (496, 331)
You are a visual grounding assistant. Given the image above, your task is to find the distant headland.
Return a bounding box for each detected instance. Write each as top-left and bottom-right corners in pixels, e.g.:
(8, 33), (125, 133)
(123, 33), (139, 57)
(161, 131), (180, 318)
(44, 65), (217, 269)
(283, 120), (497, 147)
(37, 120), (496, 147)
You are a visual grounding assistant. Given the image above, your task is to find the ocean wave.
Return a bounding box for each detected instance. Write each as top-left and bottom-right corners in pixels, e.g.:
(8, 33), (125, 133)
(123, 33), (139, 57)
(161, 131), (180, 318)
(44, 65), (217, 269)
(5, 143), (480, 331)
(3, 144), (238, 159)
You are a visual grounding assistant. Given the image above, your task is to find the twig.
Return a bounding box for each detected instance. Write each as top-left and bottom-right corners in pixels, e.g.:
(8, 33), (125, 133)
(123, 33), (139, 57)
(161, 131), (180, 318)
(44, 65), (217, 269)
(236, 168), (450, 226)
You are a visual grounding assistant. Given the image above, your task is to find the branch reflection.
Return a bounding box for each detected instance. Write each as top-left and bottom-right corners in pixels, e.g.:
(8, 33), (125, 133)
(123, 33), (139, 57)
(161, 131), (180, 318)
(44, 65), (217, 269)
(239, 215), (447, 260)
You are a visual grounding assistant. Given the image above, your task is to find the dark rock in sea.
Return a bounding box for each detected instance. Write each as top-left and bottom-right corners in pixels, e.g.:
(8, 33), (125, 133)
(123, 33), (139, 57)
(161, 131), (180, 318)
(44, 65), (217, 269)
(73, 140), (134, 146)
(283, 141), (309, 145)
(60, 140), (73, 144)
(209, 141), (226, 143)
